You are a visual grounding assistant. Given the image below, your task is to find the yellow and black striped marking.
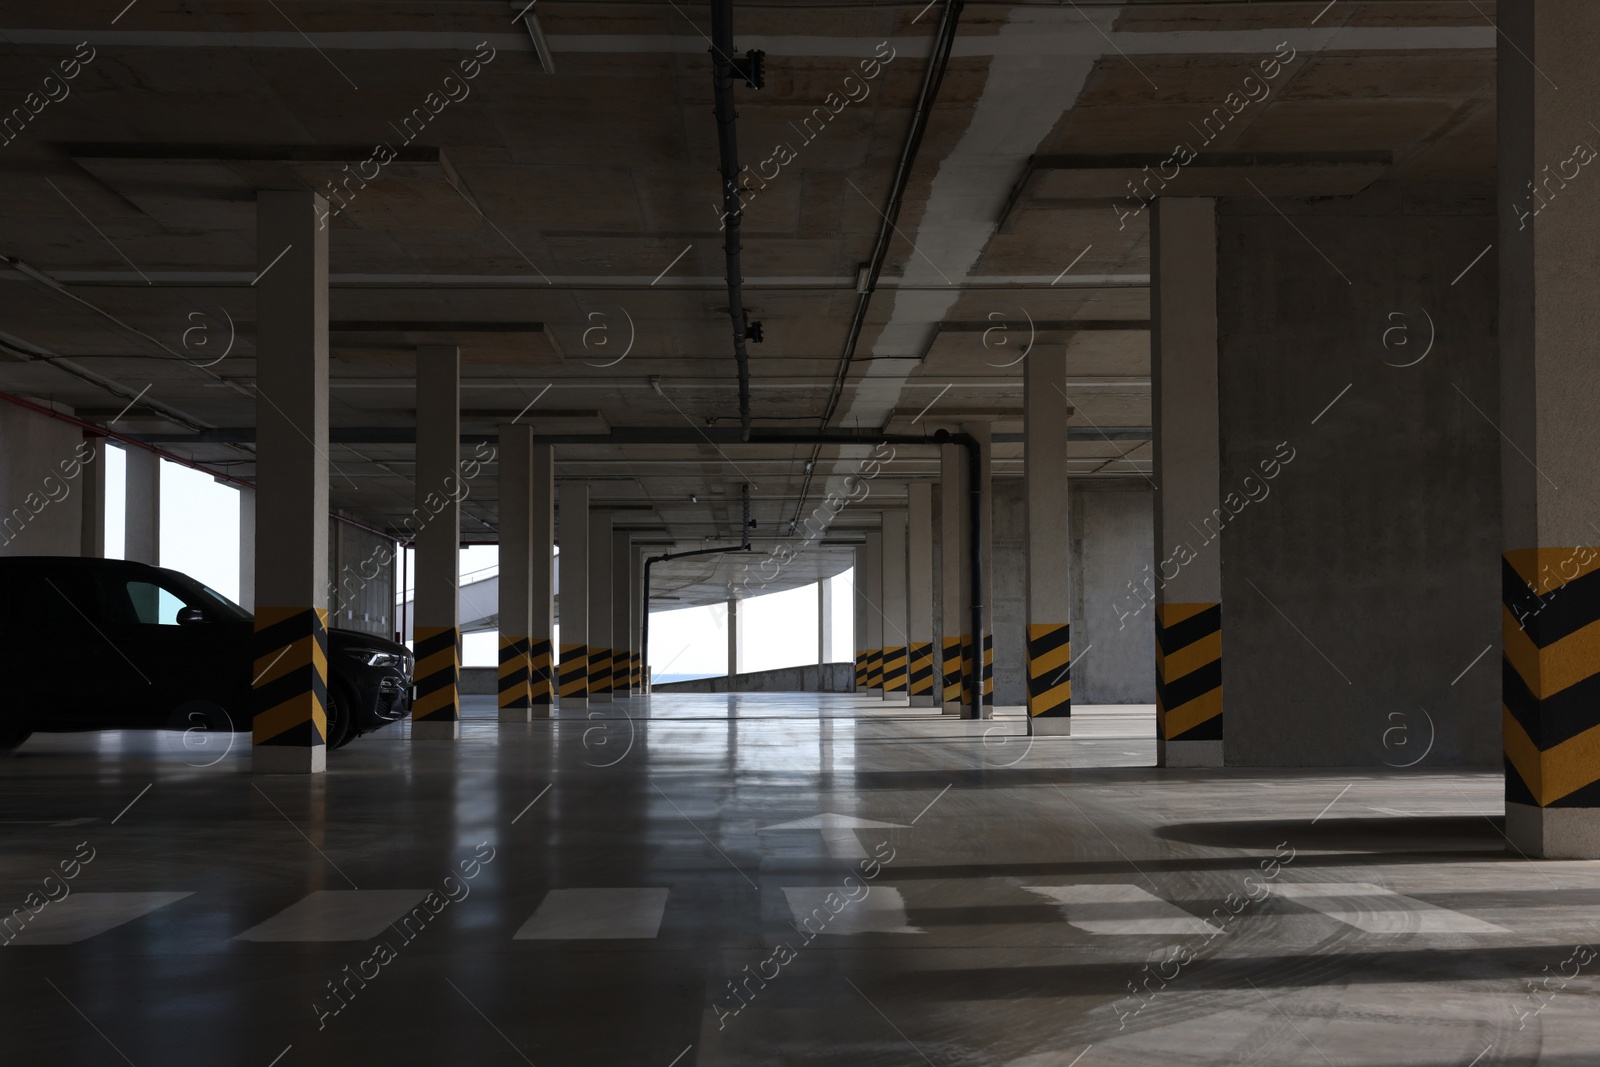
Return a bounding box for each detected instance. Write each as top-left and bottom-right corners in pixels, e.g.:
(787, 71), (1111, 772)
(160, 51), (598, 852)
(908, 642), (935, 697)
(1026, 622), (1072, 718)
(1503, 549), (1600, 809)
(1156, 603), (1222, 742)
(412, 625), (461, 725)
(942, 636), (963, 703)
(959, 635), (976, 704)
(530, 638), (555, 705)
(588, 646), (612, 695)
(498, 635), (531, 711)
(252, 606), (328, 747)
(882, 646), (908, 692)
(983, 632), (994, 704)
(558, 643), (589, 699)
(631, 650), (641, 691)
(867, 648), (884, 690)
(611, 647), (630, 693)
(854, 651), (868, 689)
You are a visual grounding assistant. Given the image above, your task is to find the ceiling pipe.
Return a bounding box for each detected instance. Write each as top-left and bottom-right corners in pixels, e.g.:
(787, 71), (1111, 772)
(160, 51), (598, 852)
(709, 0), (763, 442)
(790, 0), (965, 528)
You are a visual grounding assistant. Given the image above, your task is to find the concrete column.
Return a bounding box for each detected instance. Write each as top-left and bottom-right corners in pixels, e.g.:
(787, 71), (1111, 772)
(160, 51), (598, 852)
(852, 546), (868, 691)
(79, 436), (106, 558)
(1151, 198), (1224, 768)
(939, 444), (969, 714)
(238, 487), (255, 611)
(587, 509), (612, 703)
(124, 446), (159, 565)
(0, 404), (90, 558)
(907, 482), (936, 706)
(630, 545), (644, 693)
(726, 597), (739, 679)
(864, 527), (884, 694)
(411, 345), (461, 741)
(1025, 348), (1074, 735)
(611, 531), (631, 699)
(1501, 1), (1600, 857)
(557, 483), (588, 707)
(251, 190), (329, 774)
(818, 578), (832, 664)
(963, 423), (995, 710)
(497, 424), (534, 722)
(881, 511), (908, 698)
(530, 443), (556, 713)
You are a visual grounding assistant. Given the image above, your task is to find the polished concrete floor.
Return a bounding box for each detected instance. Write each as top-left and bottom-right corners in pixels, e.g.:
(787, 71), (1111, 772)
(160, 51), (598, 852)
(1, 693), (1596, 1066)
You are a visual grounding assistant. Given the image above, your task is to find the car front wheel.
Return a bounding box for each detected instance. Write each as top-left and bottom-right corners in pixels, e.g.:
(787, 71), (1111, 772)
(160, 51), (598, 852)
(325, 684), (356, 750)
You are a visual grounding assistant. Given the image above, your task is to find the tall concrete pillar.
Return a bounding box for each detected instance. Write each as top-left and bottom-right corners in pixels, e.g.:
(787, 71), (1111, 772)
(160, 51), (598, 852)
(497, 424), (534, 722)
(939, 444), (969, 715)
(411, 345), (461, 741)
(611, 531), (631, 698)
(238, 486), (255, 611)
(818, 578), (832, 664)
(630, 545), (645, 693)
(907, 482), (936, 706)
(1151, 198), (1224, 768)
(1501, 1), (1600, 857)
(726, 596), (739, 679)
(530, 444), (556, 713)
(587, 509), (612, 703)
(881, 511), (908, 697)
(853, 546), (868, 691)
(557, 483), (588, 707)
(963, 423), (995, 709)
(1025, 348), (1074, 734)
(79, 437), (106, 558)
(864, 527), (884, 694)
(124, 447), (159, 565)
(251, 190), (329, 774)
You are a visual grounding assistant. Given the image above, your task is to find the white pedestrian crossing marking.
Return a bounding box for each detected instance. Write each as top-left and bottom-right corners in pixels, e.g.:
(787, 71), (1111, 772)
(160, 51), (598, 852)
(234, 890), (430, 942)
(515, 888), (670, 940)
(3, 891), (192, 945)
(1022, 884), (1222, 935)
(1270, 882), (1509, 934)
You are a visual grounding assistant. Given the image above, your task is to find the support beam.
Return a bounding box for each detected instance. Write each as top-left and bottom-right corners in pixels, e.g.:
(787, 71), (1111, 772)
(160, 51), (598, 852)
(1500, 1), (1600, 858)
(864, 526), (884, 694)
(251, 190), (329, 774)
(1025, 347), (1073, 735)
(963, 423), (995, 711)
(237, 486), (255, 611)
(557, 483), (588, 708)
(818, 577), (832, 665)
(531, 443), (556, 713)
(630, 544), (644, 693)
(124, 446), (159, 565)
(853, 545), (868, 692)
(79, 437), (106, 559)
(1151, 198), (1224, 768)
(907, 481), (936, 706)
(726, 597), (739, 679)
(939, 443), (969, 715)
(882, 511), (908, 699)
(587, 508), (612, 703)
(411, 345), (461, 741)
(611, 530), (632, 699)
(497, 423), (534, 722)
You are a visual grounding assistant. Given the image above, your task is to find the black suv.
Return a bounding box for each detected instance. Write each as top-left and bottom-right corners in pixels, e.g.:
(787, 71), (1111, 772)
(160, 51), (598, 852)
(0, 557), (412, 752)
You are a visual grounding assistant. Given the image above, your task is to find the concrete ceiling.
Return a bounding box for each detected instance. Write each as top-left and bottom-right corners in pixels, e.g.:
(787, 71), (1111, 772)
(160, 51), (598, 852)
(0, 0), (1495, 604)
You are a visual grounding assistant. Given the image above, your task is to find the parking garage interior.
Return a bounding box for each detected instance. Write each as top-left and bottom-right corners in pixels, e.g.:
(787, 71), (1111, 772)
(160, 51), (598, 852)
(1, 1), (1598, 1064)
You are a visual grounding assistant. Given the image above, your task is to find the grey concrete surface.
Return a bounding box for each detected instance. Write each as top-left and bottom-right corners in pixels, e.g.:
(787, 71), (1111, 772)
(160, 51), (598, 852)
(1216, 184), (1500, 767)
(1074, 481), (1159, 705)
(652, 663), (856, 693)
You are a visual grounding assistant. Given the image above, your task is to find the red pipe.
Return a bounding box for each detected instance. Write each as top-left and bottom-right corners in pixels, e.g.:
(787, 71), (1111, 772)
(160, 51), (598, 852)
(0, 387), (400, 544)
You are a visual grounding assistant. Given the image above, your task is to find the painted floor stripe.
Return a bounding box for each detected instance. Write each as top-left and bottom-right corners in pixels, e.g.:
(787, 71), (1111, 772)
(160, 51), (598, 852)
(514, 888), (670, 940)
(1270, 882), (1511, 934)
(234, 889), (430, 942)
(783, 886), (923, 935)
(1022, 884), (1222, 935)
(3, 891), (193, 944)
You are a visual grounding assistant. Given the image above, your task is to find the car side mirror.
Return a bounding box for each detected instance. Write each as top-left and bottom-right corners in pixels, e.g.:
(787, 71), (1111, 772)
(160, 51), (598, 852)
(176, 606), (207, 626)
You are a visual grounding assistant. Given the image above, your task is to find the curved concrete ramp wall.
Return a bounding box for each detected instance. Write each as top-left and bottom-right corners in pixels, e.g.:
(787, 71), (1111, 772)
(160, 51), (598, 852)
(653, 663), (855, 694)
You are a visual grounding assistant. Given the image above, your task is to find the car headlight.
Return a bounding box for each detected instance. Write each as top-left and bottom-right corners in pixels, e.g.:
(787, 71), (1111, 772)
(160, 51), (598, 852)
(342, 648), (403, 669)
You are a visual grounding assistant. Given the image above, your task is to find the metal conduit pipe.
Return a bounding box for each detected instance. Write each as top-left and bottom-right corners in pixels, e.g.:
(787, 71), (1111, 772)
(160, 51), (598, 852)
(709, 0), (759, 442)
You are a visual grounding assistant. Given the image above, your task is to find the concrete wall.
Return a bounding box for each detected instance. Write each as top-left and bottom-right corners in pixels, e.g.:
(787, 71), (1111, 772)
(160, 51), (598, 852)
(1215, 184), (1499, 767)
(0, 402), (88, 557)
(1072, 481), (1157, 704)
(653, 662), (855, 694)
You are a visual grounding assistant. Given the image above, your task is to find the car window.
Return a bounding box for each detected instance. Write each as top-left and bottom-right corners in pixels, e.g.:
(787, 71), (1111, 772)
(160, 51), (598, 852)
(126, 581), (186, 625)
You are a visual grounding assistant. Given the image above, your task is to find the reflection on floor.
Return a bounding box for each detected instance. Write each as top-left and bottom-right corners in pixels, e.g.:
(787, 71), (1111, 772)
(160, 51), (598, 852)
(0, 693), (1593, 1066)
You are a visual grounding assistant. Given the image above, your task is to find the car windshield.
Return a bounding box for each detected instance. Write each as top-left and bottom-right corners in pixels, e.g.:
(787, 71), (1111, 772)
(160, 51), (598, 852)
(159, 569), (253, 623)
